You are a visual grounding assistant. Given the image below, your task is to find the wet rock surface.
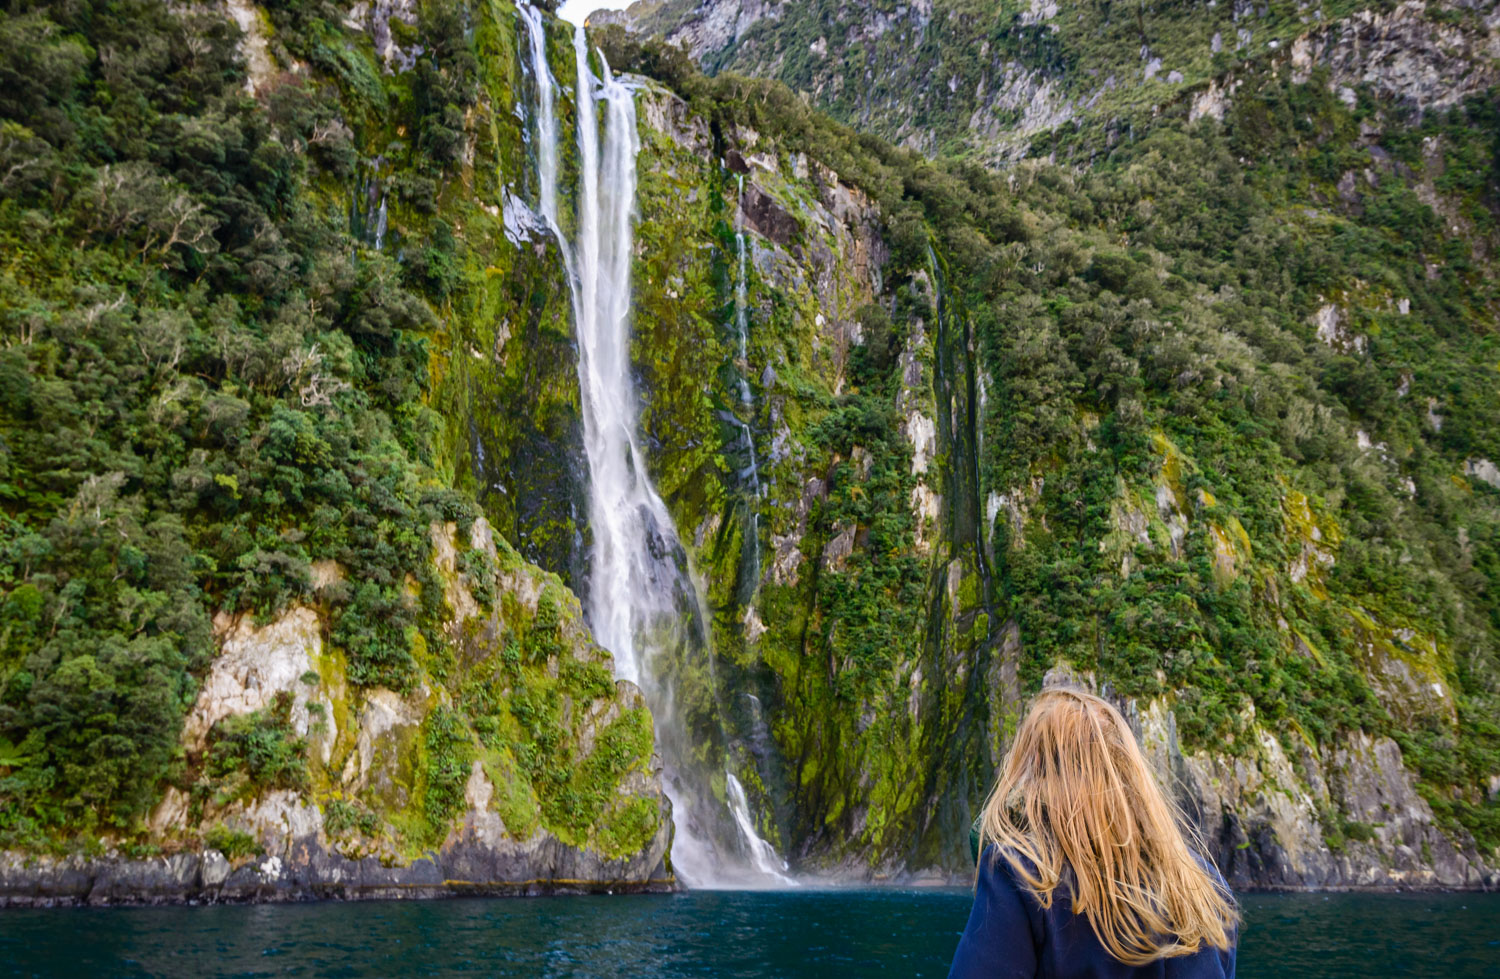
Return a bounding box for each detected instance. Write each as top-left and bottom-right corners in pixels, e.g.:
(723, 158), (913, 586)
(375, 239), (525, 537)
(0, 820), (674, 906)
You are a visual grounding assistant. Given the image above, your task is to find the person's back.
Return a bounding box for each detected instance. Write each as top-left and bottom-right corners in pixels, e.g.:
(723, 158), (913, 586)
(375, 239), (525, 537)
(948, 688), (1238, 978)
(950, 847), (1235, 978)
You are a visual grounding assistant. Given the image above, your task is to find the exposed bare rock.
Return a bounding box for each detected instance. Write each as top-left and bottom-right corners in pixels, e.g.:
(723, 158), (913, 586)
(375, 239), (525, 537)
(770, 530), (804, 585)
(1291, 0), (1500, 115)
(741, 180), (799, 246)
(1134, 702), (1497, 889)
(822, 521), (857, 572)
(225, 0), (274, 94)
(1313, 301), (1368, 354)
(910, 483), (942, 553)
(742, 604), (768, 642)
(638, 86), (713, 156)
(184, 608), (325, 751)
(0, 812), (675, 906)
(626, 0), (790, 62)
(905, 411), (936, 475)
(11, 515), (677, 906)
(1190, 79), (1238, 122)
(346, 0), (422, 72)
(1467, 457), (1500, 489)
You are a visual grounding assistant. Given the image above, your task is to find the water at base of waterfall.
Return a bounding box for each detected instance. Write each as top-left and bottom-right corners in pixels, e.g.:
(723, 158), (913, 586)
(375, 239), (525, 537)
(519, 4), (787, 889)
(6, 892), (1497, 977)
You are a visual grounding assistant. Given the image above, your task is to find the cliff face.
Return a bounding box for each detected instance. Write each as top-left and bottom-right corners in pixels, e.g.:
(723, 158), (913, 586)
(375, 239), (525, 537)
(584, 0), (1500, 888)
(0, 0), (676, 904)
(1, 0), (1498, 899)
(616, 106), (1498, 887)
(1, 518), (673, 905)
(621, 0), (1500, 162)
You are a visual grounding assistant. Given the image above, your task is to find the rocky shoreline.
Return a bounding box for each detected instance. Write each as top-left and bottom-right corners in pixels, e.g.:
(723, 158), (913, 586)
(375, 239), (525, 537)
(4, 855), (1493, 909)
(0, 830), (677, 908)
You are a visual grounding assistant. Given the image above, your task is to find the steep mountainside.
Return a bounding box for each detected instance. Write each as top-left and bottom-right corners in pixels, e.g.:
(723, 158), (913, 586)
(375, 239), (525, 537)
(618, 0), (1500, 163)
(0, 0), (674, 902)
(587, 21), (1500, 884)
(0, 0), (1498, 899)
(591, 0), (1500, 886)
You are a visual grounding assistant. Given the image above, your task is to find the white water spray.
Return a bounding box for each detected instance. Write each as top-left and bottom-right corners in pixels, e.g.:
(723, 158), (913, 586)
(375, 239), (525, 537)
(727, 773), (794, 883)
(521, 6), (789, 888)
(374, 194), (388, 251)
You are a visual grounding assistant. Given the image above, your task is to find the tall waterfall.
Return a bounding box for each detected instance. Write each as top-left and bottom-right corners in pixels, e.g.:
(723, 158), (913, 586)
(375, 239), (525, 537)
(520, 6), (789, 888)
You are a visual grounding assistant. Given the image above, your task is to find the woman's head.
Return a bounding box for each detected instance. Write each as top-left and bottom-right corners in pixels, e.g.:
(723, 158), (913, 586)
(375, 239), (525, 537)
(978, 687), (1238, 965)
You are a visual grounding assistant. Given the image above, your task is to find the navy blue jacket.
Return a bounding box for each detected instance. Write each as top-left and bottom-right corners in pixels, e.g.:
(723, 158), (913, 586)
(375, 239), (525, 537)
(949, 847), (1236, 978)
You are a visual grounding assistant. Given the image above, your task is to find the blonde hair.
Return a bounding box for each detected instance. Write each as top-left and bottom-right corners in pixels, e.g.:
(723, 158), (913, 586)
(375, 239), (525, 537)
(978, 687), (1238, 965)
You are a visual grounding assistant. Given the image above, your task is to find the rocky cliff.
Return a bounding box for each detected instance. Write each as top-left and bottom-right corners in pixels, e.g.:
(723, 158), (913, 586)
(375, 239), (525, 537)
(1, 517), (673, 905)
(618, 0), (1500, 163)
(0, 0), (1497, 900)
(575, 0), (1500, 889)
(0, 0), (677, 904)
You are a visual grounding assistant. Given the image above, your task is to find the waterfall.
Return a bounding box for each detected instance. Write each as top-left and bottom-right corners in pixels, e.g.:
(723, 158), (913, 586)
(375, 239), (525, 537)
(374, 194), (388, 251)
(520, 6), (789, 889)
(733, 175), (762, 602)
(734, 175), (753, 408)
(726, 773), (794, 884)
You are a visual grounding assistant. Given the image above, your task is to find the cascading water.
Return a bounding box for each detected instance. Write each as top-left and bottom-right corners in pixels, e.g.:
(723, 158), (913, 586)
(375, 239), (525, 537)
(374, 194), (388, 251)
(732, 175), (763, 599)
(733, 176), (754, 408)
(520, 5), (789, 888)
(726, 773), (794, 884)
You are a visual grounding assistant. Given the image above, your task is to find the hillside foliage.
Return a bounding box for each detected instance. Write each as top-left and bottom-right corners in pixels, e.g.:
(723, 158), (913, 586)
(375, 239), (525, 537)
(0, 0), (1495, 871)
(599, 24), (1500, 853)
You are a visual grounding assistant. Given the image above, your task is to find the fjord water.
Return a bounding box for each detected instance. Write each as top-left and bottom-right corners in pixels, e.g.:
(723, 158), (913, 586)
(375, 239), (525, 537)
(2, 891), (1497, 977)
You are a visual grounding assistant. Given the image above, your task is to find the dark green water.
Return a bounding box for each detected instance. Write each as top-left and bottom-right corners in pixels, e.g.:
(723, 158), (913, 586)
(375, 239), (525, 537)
(2, 889), (1497, 977)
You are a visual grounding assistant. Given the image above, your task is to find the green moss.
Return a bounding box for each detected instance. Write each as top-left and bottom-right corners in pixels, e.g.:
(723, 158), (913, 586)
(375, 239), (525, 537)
(204, 824), (261, 861)
(595, 795), (660, 859)
(421, 704), (475, 842)
(481, 747), (541, 840)
(538, 707), (656, 847)
(322, 796), (381, 838)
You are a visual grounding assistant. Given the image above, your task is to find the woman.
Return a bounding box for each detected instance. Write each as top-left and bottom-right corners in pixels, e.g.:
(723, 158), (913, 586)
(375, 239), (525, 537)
(949, 688), (1238, 978)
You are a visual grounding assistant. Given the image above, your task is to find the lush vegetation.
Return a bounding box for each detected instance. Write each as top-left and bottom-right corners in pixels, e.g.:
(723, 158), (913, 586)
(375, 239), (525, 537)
(632, 0), (1455, 162)
(0, 0), (1493, 878)
(599, 21), (1500, 859)
(0, 0), (659, 864)
(195, 691), (309, 816)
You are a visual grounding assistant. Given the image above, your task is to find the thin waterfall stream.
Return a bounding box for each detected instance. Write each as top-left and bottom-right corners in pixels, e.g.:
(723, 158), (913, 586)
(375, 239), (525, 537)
(733, 175), (763, 610)
(520, 5), (789, 888)
(727, 188), (791, 882)
(733, 175), (754, 408)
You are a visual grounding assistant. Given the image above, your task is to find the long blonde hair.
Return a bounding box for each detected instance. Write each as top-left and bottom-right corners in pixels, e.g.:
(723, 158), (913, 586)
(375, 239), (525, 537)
(978, 687), (1238, 965)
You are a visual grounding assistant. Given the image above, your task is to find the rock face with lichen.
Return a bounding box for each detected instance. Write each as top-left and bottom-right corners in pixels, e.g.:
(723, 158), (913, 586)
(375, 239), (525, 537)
(585, 0), (1500, 891)
(0, 518), (672, 905)
(1029, 668), (1496, 890)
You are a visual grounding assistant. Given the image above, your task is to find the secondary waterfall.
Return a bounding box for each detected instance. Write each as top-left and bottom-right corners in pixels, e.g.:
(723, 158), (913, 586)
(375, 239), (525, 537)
(521, 6), (789, 888)
(733, 175), (753, 408)
(733, 175), (763, 601)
